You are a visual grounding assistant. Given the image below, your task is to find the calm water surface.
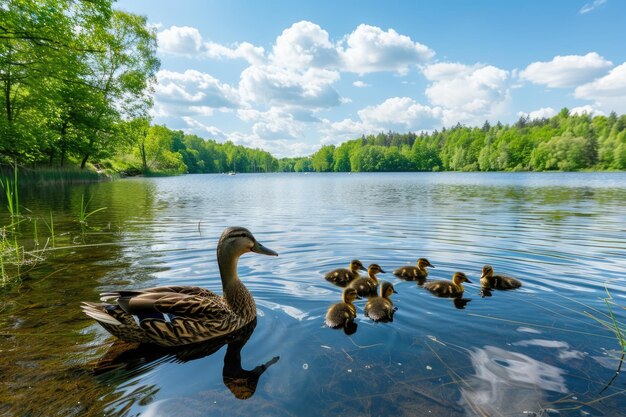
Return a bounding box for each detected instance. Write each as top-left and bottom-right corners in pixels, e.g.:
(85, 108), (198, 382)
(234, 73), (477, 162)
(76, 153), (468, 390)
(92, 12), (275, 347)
(1, 172), (626, 417)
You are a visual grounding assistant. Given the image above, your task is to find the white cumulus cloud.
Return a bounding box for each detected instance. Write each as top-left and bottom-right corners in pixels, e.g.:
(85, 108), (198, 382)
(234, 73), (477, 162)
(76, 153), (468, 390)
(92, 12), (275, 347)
(158, 26), (204, 56)
(270, 21), (339, 69)
(182, 117), (228, 141)
(518, 107), (557, 120)
(323, 97), (442, 144)
(574, 62), (626, 112)
(424, 63), (511, 125)
(157, 25), (265, 64)
(570, 105), (605, 117)
(239, 65), (341, 108)
(353, 80), (370, 88)
(237, 107), (307, 140)
(519, 52), (613, 88)
(339, 24), (434, 75)
(153, 70), (239, 118)
(357, 97), (442, 131)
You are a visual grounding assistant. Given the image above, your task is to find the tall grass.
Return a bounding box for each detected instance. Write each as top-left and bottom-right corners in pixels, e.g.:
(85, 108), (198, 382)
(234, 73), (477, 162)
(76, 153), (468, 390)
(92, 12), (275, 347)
(78, 194), (107, 227)
(584, 285), (626, 352)
(0, 165), (54, 286)
(0, 165), (107, 186)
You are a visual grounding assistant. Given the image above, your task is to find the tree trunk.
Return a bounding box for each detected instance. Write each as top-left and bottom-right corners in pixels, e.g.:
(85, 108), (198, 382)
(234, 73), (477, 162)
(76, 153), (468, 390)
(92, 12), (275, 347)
(80, 153), (89, 169)
(60, 120), (68, 167)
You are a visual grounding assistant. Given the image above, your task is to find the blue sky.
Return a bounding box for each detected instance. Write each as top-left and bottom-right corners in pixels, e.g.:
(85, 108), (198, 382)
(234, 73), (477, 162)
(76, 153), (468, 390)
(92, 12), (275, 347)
(116, 0), (626, 157)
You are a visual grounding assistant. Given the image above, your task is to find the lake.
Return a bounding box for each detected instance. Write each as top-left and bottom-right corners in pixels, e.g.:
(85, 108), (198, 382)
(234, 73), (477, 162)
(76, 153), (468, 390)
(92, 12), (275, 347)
(1, 172), (626, 417)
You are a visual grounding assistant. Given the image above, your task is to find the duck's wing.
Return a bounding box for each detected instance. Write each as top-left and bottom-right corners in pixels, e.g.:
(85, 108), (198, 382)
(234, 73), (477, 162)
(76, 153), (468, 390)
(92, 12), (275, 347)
(93, 287), (244, 346)
(324, 269), (354, 285)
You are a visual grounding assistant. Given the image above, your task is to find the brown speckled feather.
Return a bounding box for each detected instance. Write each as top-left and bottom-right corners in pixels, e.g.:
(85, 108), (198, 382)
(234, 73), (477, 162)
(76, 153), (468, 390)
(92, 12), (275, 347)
(83, 286), (251, 346)
(324, 269), (358, 286)
(393, 266), (427, 281)
(423, 281), (464, 297)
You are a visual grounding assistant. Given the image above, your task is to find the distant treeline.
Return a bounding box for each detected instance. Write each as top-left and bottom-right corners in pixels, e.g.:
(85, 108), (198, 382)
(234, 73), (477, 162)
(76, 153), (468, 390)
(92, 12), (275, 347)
(280, 109), (626, 172)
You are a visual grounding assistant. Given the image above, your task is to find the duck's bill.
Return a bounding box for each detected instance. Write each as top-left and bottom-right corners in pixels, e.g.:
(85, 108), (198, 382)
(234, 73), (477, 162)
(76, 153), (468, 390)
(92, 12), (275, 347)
(380, 268), (387, 273)
(393, 289), (398, 294)
(359, 265), (367, 271)
(465, 278), (473, 283)
(252, 241), (278, 256)
(479, 273), (486, 279)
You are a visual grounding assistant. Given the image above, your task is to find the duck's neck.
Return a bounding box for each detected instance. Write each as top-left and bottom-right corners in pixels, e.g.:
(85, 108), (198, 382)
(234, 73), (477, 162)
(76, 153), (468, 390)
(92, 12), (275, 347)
(345, 301), (356, 315)
(418, 264), (428, 275)
(452, 279), (464, 292)
(368, 272), (379, 282)
(218, 249), (255, 320)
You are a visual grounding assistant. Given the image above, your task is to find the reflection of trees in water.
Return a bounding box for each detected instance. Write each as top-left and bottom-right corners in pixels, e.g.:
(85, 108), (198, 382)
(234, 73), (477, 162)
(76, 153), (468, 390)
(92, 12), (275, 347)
(93, 319), (279, 402)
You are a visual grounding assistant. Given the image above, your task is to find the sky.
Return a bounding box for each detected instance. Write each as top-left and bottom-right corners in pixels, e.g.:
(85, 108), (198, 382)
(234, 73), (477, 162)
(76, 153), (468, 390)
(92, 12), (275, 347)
(115, 0), (626, 157)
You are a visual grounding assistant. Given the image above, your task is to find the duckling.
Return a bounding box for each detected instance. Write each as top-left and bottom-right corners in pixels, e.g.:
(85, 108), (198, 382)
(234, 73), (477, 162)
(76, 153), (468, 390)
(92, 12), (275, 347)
(348, 264), (385, 297)
(364, 282), (398, 322)
(423, 272), (472, 297)
(324, 259), (367, 287)
(480, 265), (522, 290)
(393, 258), (434, 282)
(325, 287), (360, 329)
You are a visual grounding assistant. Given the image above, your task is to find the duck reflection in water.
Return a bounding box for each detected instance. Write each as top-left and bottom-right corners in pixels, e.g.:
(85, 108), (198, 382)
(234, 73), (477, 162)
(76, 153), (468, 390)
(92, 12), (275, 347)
(91, 318), (279, 400)
(452, 296), (472, 309)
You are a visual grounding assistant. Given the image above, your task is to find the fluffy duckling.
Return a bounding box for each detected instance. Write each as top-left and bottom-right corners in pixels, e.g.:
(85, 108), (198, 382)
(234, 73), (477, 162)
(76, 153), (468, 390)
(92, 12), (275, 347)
(349, 264), (385, 297)
(365, 282), (398, 322)
(393, 258), (434, 281)
(325, 287), (360, 329)
(424, 272), (472, 297)
(480, 265), (522, 290)
(324, 259), (367, 287)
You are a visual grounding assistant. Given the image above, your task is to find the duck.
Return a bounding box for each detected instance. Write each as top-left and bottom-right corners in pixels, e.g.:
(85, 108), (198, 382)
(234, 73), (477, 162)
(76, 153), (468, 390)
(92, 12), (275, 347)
(480, 265), (522, 290)
(364, 282), (398, 322)
(348, 263), (385, 297)
(325, 287), (360, 329)
(81, 227), (278, 347)
(324, 259), (366, 286)
(423, 272), (472, 297)
(393, 258), (434, 282)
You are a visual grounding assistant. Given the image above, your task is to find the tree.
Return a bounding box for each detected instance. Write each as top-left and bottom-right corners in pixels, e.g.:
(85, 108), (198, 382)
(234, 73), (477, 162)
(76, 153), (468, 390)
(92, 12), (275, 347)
(311, 145), (335, 172)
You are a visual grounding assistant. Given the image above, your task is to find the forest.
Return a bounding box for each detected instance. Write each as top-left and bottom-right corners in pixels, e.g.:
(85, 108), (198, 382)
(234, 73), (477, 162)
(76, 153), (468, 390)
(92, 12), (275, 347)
(294, 110), (626, 173)
(2, 1), (626, 176)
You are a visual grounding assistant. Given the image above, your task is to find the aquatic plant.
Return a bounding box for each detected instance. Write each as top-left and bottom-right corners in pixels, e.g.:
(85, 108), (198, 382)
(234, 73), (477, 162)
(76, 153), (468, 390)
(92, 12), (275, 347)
(78, 194), (107, 227)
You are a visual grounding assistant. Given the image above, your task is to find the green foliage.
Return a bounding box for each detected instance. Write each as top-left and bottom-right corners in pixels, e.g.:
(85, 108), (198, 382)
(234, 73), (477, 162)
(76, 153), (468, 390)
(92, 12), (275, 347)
(302, 110), (626, 172)
(1, 0), (158, 169)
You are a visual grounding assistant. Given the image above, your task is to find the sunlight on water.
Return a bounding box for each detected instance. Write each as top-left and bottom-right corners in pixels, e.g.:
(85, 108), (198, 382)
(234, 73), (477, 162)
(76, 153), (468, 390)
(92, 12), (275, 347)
(1, 172), (626, 416)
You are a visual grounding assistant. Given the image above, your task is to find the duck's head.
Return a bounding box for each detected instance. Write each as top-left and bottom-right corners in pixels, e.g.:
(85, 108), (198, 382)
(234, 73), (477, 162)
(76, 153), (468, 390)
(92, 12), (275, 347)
(342, 287), (360, 303)
(218, 227), (278, 258)
(417, 258), (434, 269)
(452, 272), (472, 285)
(349, 259), (367, 273)
(380, 281), (398, 298)
(368, 263), (386, 277)
(480, 265), (494, 280)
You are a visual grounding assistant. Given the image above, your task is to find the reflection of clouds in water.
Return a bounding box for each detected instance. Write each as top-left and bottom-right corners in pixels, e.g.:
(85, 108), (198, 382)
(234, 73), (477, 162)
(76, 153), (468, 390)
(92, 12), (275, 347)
(257, 300), (308, 320)
(460, 346), (567, 416)
(516, 326), (542, 334)
(513, 339), (584, 361)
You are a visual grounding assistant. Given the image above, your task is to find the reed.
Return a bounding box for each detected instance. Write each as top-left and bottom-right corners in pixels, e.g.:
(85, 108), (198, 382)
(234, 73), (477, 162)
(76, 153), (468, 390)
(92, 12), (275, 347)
(78, 194), (107, 227)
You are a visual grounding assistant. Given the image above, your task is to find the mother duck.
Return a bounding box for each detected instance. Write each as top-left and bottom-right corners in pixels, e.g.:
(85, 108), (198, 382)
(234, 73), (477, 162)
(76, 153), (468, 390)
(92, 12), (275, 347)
(81, 227), (277, 347)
